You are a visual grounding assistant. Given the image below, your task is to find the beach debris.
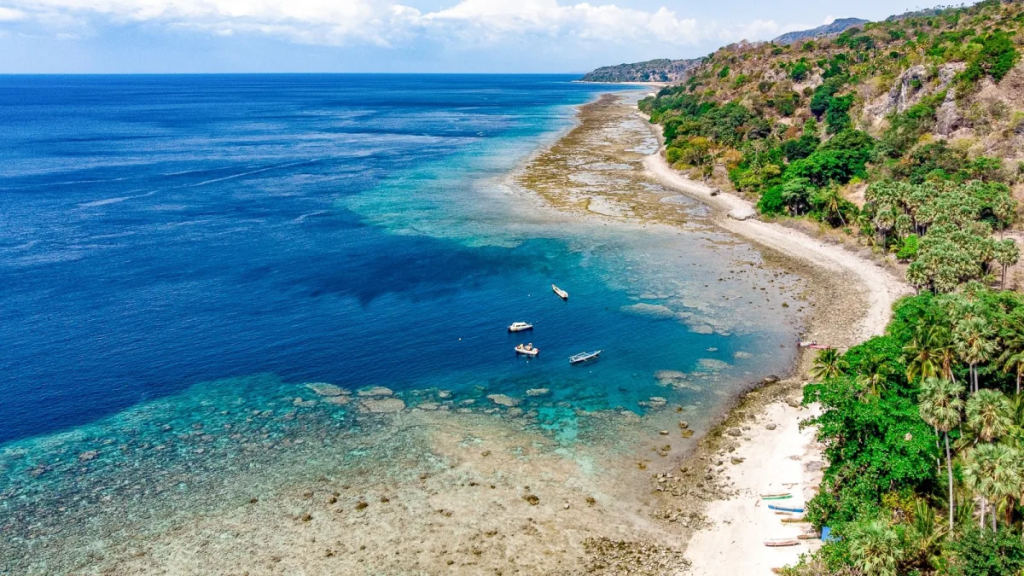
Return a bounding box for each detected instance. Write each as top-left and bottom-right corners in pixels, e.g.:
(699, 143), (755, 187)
(681, 429), (694, 438)
(727, 207), (756, 221)
(358, 398), (406, 413)
(305, 383), (349, 397)
(526, 388), (550, 397)
(731, 457), (745, 465)
(300, 512), (312, 522)
(357, 386), (393, 397)
(659, 430), (669, 436)
(766, 423), (778, 430)
(523, 494), (540, 506)
(355, 501), (368, 510)
(487, 394), (520, 408)
(678, 421), (689, 429)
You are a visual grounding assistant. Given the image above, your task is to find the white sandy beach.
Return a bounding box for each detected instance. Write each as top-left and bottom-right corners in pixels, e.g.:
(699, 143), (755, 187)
(644, 125), (912, 574)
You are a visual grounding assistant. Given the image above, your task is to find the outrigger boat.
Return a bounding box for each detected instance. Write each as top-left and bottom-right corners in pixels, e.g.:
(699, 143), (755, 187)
(515, 343), (539, 356)
(508, 322), (534, 333)
(552, 284), (569, 300)
(569, 350), (601, 364)
(768, 504), (805, 513)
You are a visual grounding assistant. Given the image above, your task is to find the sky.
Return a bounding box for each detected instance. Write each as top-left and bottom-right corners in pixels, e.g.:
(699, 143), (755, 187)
(0, 0), (950, 73)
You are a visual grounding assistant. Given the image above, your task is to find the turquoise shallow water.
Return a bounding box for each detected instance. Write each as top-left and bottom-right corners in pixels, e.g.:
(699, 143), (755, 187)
(0, 75), (805, 571)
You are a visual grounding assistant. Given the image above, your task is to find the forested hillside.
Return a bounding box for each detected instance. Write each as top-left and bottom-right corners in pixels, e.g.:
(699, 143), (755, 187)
(642, 0), (1024, 295)
(638, 2), (1024, 573)
(581, 58), (702, 83)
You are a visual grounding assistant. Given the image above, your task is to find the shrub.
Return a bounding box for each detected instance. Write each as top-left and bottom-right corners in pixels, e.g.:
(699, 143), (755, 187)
(962, 31), (1020, 84)
(718, 65), (731, 79)
(896, 234), (920, 260)
(757, 185), (786, 215)
(825, 94), (855, 134)
(791, 61), (810, 82)
(944, 527), (1024, 576)
(782, 134), (820, 162)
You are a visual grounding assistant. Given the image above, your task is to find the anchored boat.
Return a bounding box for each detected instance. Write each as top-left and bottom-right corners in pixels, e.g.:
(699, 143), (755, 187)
(515, 343), (539, 356)
(569, 350), (601, 364)
(551, 284), (568, 300)
(508, 322), (534, 333)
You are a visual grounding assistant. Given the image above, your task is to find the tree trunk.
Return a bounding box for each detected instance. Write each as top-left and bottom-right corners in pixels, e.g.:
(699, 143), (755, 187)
(981, 496), (987, 530)
(1017, 369), (1021, 395)
(992, 502), (997, 532)
(946, 433), (955, 531)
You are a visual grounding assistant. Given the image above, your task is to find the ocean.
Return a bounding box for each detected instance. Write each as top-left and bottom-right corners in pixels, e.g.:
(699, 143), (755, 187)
(0, 75), (803, 571)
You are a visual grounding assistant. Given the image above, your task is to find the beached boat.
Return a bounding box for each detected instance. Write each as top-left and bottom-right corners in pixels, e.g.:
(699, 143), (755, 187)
(508, 322), (534, 333)
(768, 504), (805, 513)
(760, 493), (793, 500)
(515, 343), (539, 356)
(764, 539), (801, 547)
(551, 284), (568, 300)
(569, 350), (601, 364)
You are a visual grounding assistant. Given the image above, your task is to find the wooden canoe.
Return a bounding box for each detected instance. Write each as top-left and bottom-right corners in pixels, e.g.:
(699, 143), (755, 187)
(764, 539), (801, 547)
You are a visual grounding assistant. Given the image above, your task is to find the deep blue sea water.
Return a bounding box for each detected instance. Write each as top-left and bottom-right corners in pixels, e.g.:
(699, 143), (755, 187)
(0, 74), (801, 448)
(0, 75), (809, 571)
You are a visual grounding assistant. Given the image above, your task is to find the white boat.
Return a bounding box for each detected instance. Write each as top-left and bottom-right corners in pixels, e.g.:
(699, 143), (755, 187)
(508, 322), (534, 333)
(515, 343), (540, 356)
(569, 350), (601, 364)
(552, 284), (569, 300)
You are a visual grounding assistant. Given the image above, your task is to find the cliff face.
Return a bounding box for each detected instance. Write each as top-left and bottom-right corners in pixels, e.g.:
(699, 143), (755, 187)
(581, 58), (702, 83)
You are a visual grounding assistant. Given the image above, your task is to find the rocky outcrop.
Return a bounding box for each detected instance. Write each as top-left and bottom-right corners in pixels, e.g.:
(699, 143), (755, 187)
(935, 90), (963, 135)
(862, 62), (966, 129)
(582, 58), (702, 83)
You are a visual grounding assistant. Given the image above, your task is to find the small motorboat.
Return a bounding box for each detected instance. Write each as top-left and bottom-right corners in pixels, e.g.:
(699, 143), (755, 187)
(552, 284), (569, 300)
(569, 350), (601, 364)
(515, 343), (539, 356)
(768, 504), (805, 513)
(508, 322), (534, 333)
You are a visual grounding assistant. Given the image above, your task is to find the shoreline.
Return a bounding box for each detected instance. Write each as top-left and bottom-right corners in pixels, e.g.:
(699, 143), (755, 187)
(515, 91), (913, 573)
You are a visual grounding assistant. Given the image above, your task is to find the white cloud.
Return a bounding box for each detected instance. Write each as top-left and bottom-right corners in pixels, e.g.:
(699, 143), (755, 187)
(3, 0), (793, 48)
(0, 6), (26, 20)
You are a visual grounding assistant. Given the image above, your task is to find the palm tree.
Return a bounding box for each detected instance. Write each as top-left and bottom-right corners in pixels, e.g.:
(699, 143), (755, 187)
(1004, 350), (1024, 395)
(962, 387), (1011, 440)
(920, 377), (965, 530)
(816, 187), (849, 228)
(848, 520), (901, 576)
(993, 239), (1020, 289)
(857, 352), (892, 400)
(999, 322), (1024, 395)
(963, 443), (1019, 531)
(810, 347), (847, 381)
(965, 389), (1013, 444)
(905, 324), (946, 384)
(954, 317), (996, 393)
